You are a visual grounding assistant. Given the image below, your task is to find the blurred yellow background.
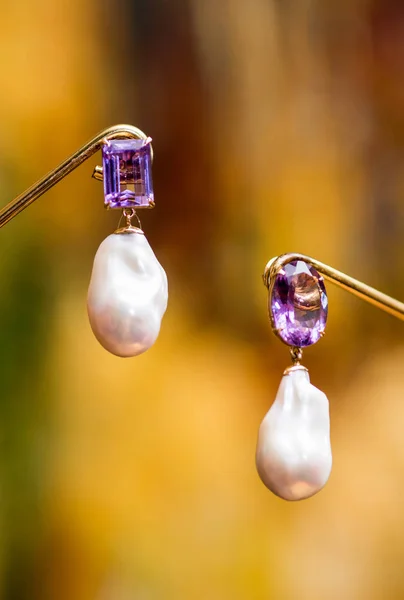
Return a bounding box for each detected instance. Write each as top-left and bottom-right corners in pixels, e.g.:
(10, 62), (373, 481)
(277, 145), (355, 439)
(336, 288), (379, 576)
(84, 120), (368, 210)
(0, 1), (404, 598)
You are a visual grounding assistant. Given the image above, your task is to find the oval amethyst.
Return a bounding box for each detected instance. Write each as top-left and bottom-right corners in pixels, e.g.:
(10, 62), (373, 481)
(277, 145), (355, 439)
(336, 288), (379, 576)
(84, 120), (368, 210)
(270, 260), (328, 347)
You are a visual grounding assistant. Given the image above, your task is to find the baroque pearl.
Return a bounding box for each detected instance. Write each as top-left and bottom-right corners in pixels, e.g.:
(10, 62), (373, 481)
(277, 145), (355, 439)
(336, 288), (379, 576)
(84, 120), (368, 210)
(87, 231), (168, 357)
(256, 368), (332, 501)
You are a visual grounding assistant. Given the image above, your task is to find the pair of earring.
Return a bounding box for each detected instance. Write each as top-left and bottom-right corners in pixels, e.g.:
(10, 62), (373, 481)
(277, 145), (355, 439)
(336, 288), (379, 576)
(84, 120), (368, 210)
(2, 124), (402, 504)
(87, 131), (330, 502)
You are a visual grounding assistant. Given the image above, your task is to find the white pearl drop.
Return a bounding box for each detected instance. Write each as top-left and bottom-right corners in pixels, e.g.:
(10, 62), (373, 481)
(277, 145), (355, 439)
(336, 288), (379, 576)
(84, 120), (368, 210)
(256, 369), (332, 501)
(87, 232), (168, 358)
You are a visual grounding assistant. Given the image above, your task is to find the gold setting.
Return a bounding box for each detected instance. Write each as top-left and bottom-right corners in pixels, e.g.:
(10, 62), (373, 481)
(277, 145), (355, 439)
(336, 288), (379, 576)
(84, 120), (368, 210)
(283, 364), (308, 376)
(265, 256), (328, 345)
(0, 124), (154, 228)
(114, 226), (144, 235)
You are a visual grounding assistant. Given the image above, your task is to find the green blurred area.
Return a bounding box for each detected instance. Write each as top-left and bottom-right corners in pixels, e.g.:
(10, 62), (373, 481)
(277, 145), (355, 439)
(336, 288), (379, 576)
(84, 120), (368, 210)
(1, 1), (404, 598)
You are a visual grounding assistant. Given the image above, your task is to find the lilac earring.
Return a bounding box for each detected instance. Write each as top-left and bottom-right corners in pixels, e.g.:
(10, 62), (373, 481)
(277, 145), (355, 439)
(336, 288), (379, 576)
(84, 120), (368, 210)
(87, 137), (168, 358)
(0, 124), (168, 358)
(256, 256), (332, 501)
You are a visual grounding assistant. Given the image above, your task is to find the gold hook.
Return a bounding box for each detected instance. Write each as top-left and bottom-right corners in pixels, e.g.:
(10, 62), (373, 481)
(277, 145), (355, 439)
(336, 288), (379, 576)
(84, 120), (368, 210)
(263, 253), (404, 322)
(0, 124), (153, 228)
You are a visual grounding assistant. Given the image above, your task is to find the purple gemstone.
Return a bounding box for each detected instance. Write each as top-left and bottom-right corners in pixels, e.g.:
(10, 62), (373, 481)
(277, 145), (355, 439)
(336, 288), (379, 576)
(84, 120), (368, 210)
(102, 138), (154, 209)
(270, 260), (328, 347)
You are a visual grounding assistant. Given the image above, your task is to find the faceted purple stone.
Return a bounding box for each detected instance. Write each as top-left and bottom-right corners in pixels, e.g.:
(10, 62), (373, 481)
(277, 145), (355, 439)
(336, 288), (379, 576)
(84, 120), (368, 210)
(270, 260), (328, 347)
(102, 138), (154, 209)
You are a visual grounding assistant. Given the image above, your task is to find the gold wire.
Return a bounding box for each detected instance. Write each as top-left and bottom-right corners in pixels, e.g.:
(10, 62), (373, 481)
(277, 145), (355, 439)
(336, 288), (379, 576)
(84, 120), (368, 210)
(263, 253), (404, 322)
(0, 124), (153, 228)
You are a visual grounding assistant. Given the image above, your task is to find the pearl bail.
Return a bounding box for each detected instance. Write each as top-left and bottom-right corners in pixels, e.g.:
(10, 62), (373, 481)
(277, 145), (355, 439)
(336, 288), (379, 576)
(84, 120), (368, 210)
(114, 207), (144, 235)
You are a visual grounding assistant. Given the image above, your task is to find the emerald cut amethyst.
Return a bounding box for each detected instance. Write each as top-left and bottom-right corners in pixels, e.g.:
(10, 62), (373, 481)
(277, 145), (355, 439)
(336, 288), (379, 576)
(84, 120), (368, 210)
(102, 138), (154, 209)
(270, 260), (328, 347)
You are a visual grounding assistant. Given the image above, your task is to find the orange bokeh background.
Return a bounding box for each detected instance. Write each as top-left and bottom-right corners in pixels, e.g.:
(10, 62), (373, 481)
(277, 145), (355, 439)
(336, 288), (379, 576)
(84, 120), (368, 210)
(1, 1), (404, 598)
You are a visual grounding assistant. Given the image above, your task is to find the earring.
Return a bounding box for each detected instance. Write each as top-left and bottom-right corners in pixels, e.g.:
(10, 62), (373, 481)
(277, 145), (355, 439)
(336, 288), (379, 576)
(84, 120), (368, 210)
(0, 124), (168, 358)
(87, 135), (168, 358)
(256, 257), (331, 501)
